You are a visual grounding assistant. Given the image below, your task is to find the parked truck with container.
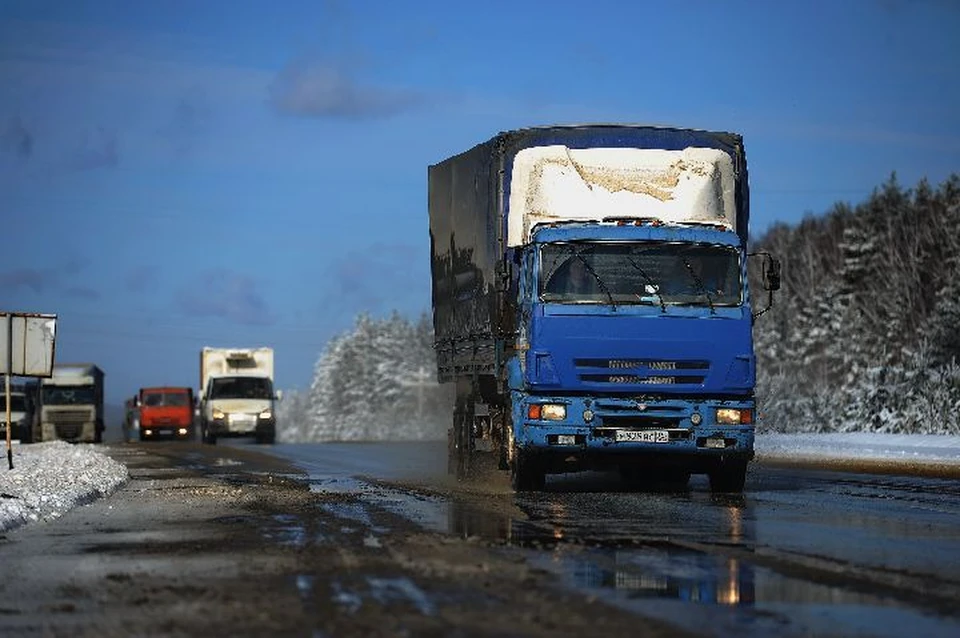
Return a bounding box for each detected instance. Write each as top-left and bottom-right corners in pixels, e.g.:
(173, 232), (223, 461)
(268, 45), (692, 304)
(198, 347), (279, 445)
(35, 363), (106, 443)
(428, 124), (780, 492)
(137, 386), (195, 441)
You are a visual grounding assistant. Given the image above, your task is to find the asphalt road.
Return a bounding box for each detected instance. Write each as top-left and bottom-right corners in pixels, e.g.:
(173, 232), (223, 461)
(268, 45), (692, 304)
(1, 439), (958, 637)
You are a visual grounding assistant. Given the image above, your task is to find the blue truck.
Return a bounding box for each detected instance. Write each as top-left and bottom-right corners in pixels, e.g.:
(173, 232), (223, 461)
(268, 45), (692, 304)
(428, 124), (780, 492)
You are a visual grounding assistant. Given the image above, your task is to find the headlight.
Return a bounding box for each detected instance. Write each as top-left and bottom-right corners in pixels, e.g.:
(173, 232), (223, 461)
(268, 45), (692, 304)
(258, 409), (272, 420)
(716, 408), (753, 425)
(527, 403), (566, 421)
(212, 408), (225, 420)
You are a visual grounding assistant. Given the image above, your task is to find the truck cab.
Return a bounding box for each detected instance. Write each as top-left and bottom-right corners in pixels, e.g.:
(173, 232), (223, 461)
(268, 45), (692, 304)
(506, 221), (777, 490)
(137, 386), (195, 441)
(38, 364), (105, 443)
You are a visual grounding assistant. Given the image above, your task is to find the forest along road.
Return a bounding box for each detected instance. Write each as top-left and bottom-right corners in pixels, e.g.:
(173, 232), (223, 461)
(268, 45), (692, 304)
(0, 442), (958, 638)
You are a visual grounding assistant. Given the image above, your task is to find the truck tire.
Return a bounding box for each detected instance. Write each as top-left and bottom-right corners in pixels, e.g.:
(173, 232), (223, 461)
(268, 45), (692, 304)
(709, 460), (748, 493)
(511, 451), (545, 492)
(201, 423), (216, 445)
(452, 409), (473, 481)
(446, 427), (458, 476)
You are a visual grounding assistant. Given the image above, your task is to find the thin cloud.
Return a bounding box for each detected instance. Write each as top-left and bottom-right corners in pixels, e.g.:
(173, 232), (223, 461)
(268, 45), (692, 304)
(0, 268), (52, 293)
(269, 58), (419, 119)
(329, 244), (425, 315)
(1, 115), (33, 159)
(0, 258), (93, 297)
(159, 93), (211, 156)
(176, 269), (275, 326)
(124, 265), (159, 294)
(71, 127), (119, 170)
(63, 286), (100, 300)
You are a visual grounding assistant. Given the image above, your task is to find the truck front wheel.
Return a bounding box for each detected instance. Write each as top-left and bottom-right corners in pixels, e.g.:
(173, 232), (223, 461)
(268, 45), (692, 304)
(709, 460), (748, 493)
(511, 451), (545, 492)
(201, 423), (216, 445)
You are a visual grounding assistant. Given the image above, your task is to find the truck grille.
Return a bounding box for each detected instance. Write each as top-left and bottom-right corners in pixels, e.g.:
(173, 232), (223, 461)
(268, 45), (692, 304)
(590, 401), (692, 440)
(49, 410), (91, 425)
(575, 359), (708, 386)
(56, 424), (81, 440)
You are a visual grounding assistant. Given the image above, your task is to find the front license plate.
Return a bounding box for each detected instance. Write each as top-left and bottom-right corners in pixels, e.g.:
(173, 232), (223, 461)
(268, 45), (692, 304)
(615, 429), (669, 443)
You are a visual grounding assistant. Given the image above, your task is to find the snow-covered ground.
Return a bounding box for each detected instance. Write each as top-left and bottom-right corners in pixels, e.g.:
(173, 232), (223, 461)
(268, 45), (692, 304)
(0, 441), (128, 533)
(2, 434), (960, 534)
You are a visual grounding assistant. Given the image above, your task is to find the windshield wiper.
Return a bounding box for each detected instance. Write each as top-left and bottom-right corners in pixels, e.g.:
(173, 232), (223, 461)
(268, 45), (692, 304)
(625, 252), (667, 313)
(573, 249), (618, 311)
(681, 257), (716, 314)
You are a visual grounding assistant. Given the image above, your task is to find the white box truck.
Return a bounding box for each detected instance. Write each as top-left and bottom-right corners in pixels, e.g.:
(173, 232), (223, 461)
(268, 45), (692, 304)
(198, 347), (279, 445)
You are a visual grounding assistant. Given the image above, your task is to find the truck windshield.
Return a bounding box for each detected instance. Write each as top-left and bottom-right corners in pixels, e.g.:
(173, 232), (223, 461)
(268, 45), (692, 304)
(208, 377), (274, 400)
(540, 242), (741, 306)
(42, 386), (96, 405)
(2, 395), (26, 412)
(142, 391), (191, 407)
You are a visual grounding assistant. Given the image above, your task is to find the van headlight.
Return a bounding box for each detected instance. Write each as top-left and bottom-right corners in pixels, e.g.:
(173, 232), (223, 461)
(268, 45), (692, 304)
(258, 409), (272, 420)
(212, 408), (225, 420)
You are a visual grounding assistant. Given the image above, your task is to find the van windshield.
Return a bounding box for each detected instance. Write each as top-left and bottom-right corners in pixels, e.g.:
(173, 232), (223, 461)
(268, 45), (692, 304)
(208, 376), (274, 400)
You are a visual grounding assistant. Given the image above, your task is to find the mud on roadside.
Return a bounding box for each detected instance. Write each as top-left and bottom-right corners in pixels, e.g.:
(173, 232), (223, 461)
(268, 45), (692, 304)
(0, 443), (692, 637)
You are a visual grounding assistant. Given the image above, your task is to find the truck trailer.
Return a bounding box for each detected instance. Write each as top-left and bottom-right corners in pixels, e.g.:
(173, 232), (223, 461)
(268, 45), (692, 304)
(36, 363), (105, 443)
(428, 124), (780, 492)
(198, 347), (279, 445)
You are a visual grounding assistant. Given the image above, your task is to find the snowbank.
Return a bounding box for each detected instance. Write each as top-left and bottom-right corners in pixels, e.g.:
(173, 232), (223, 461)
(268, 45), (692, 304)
(0, 441), (128, 532)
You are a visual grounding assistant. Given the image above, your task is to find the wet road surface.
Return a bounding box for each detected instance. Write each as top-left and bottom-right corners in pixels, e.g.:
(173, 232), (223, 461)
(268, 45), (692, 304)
(264, 439), (960, 638)
(2, 439), (958, 637)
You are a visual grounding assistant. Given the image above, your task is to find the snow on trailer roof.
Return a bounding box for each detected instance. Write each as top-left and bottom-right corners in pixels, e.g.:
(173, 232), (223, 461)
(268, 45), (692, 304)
(507, 145), (737, 247)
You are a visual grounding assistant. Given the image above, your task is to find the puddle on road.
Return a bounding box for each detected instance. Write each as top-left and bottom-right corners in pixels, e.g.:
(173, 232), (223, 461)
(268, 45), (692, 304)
(533, 545), (960, 638)
(329, 577), (437, 617)
(261, 514), (328, 547)
(299, 469), (960, 637)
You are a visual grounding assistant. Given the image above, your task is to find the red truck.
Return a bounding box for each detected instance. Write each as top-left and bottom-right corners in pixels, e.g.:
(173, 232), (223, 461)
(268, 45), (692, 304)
(137, 386), (195, 441)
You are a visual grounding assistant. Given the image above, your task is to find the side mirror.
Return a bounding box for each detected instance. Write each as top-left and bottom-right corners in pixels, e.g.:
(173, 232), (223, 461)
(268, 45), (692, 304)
(275, 390), (284, 402)
(748, 251), (781, 320)
(764, 257), (781, 292)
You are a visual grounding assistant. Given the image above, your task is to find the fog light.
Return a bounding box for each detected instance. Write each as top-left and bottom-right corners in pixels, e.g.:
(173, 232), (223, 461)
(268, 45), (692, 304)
(690, 412), (702, 425)
(144, 429), (153, 436)
(178, 428), (188, 435)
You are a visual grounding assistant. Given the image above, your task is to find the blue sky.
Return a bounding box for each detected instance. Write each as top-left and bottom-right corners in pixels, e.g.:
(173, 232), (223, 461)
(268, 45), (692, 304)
(1, 0), (958, 405)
